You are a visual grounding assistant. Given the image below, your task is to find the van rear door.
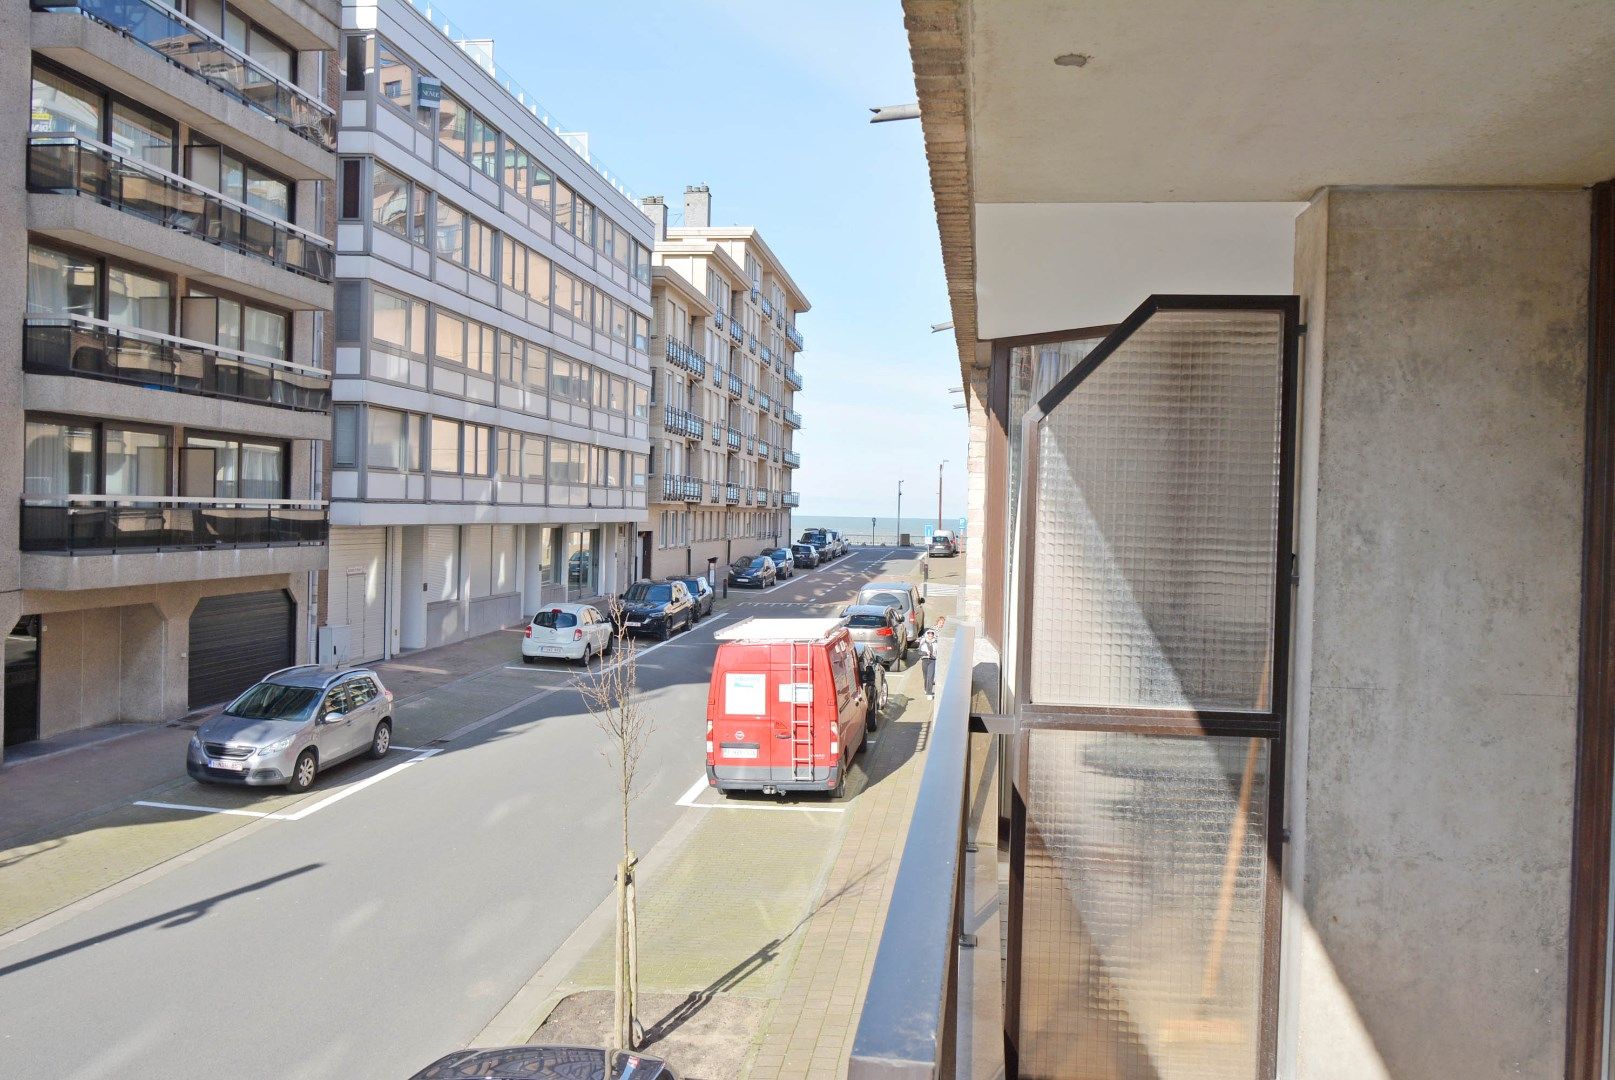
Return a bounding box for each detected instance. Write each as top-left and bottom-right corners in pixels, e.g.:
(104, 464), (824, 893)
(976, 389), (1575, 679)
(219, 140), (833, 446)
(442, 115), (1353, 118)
(709, 644), (790, 786)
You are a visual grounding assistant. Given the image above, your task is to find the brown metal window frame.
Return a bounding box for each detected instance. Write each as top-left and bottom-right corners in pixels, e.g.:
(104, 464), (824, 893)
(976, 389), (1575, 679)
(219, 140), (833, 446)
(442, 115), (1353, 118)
(1003, 294), (1302, 1080)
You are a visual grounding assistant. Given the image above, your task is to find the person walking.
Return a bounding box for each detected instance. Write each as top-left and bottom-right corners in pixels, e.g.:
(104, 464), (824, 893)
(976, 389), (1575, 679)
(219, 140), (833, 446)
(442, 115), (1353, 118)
(920, 627), (939, 700)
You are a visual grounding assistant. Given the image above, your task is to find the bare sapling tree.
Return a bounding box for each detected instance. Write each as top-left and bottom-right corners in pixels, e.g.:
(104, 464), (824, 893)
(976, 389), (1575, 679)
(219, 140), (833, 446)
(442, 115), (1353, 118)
(576, 599), (652, 1053)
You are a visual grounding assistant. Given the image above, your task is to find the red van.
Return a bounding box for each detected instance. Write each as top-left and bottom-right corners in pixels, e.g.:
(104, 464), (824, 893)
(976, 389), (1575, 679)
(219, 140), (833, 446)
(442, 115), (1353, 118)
(706, 618), (872, 797)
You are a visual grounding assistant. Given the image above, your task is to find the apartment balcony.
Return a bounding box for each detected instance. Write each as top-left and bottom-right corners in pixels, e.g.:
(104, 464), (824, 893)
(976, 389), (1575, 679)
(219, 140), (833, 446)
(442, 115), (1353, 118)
(22, 496), (326, 555)
(749, 335), (759, 355)
(784, 408), (803, 429)
(664, 338), (706, 378)
(761, 392), (775, 412)
(728, 320), (743, 344)
(28, 136), (333, 283)
(713, 310), (725, 331)
(755, 487), (768, 506)
(726, 428), (742, 451)
(785, 367), (804, 391)
(659, 474), (703, 503)
(758, 440), (771, 459)
(746, 385), (757, 405)
(708, 481), (721, 504)
(661, 406), (704, 440)
(771, 447), (780, 463)
(761, 344), (772, 364)
(783, 450), (801, 468)
(727, 371), (743, 398)
(750, 286), (760, 302)
(785, 324), (805, 350)
(782, 491), (801, 508)
(761, 296), (774, 318)
(33, 0), (335, 150)
(724, 484), (740, 505)
(24, 316), (329, 423)
(743, 488), (753, 506)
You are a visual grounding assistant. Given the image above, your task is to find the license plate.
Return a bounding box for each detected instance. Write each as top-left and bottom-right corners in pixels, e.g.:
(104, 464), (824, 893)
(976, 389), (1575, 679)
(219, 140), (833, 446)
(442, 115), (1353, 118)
(209, 758), (247, 772)
(627, 621), (643, 628)
(540, 646), (562, 655)
(722, 746), (758, 759)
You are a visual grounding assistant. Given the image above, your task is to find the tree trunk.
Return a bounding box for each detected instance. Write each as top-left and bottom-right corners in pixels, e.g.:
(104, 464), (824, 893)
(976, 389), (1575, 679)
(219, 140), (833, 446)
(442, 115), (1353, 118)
(613, 858), (628, 1053)
(626, 855), (640, 1049)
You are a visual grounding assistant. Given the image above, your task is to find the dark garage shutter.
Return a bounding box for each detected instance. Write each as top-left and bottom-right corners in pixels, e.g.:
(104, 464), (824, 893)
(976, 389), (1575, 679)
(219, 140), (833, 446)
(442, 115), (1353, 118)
(188, 590), (295, 708)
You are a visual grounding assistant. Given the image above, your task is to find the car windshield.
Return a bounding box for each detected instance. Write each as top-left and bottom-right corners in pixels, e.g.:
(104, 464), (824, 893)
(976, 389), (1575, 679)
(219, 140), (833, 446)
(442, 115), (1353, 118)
(678, 578), (703, 593)
(793, 546), (811, 554)
(532, 610), (578, 629)
(848, 613), (887, 628)
(731, 559), (754, 571)
(862, 591), (906, 610)
(624, 583), (672, 603)
(226, 682), (320, 722)
(752, 558), (771, 568)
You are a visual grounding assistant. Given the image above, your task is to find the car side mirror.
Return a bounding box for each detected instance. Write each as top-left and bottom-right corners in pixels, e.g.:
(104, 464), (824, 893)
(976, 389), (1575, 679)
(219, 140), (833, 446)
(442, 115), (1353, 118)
(321, 712), (342, 725)
(918, 597), (926, 604)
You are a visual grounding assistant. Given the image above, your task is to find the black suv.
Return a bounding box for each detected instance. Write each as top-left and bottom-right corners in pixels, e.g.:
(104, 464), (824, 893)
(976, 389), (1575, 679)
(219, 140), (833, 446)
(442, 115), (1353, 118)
(670, 575), (715, 619)
(614, 580), (695, 640)
(728, 555), (776, 589)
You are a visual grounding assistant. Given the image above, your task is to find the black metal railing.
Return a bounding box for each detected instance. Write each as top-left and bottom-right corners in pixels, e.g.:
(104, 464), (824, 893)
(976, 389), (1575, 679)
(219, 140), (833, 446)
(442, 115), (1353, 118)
(33, 0), (335, 147)
(784, 408), (802, 429)
(24, 316), (329, 411)
(785, 324), (804, 350)
(755, 487), (768, 505)
(785, 367), (804, 391)
(784, 449), (801, 468)
(761, 296), (773, 318)
(726, 371), (743, 397)
(726, 428), (742, 451)
(728, 320), (743, 343)
(21, 496), (327, 554)
(724, 484), (740, 504)
(743, 488), (753, 506)
(708, 481), (721, 503)
(709, 425), (721, 446)
(761, 344), (772, 364)
(759, 392), (772, 412)
(659, 474), (702, 502)
(713, 310), (725, 330)
(850, 624), (990, 1079)
(782, 491), (801, 507)
(661, 406), (704, 439)
(748, 335), (758, 354)
(27, 136), (334, 282)
(746, 385), (756, 404)
(665, 338), (706, 378)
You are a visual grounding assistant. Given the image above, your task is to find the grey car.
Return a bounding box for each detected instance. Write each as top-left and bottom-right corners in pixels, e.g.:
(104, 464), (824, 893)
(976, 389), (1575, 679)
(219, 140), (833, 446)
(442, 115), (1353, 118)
(186, 666), (394, 791)
(844, 604), (906, 668)
(856, 580), (926, 649)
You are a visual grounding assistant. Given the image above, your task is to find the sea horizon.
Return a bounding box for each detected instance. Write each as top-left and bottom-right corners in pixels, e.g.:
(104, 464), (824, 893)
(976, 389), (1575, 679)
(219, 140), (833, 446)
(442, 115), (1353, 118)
(789, 513), (967, 546)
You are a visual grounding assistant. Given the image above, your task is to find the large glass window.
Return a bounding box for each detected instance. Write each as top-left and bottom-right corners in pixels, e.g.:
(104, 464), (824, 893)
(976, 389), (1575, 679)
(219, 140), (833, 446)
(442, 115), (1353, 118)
(430, 417), (460, 473)
(110, 102), (174, 171)
(30, 67), (99, 141)
(367, 407), (423, 471)
(609, 298), (629, 342)
(195, 291), (288, 361)
(23, 418), (95, 497)
(466, 217), (494, 278)
(26, 245), (97, 320)
(435, 201), (466, 264)
(437, 93), (467, 160)
(185, 434), (284, 499)
(525, 344), (550, 391)
(526, 252), (551, 307)
(530, 160), (553, 216)
(372, 163), (414, 240)
(376, 39), (414, 111)
(465, 423), (492, 476)
(104, 427), (170, 497)
(523, 434), (546, 480)
(500, 238), (526, 294)
(502, 142), (529, 200)
(372, 286), (426, 358)
(106, 266), (171, 334)
(469, 113), (499, 178)
(555, 182), (575, 236)
(434, 311), (465, 366)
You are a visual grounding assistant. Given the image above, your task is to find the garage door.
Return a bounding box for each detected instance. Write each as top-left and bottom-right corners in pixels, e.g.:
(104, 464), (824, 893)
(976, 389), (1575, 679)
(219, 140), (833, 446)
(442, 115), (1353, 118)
(188, 590), (294, 708)
(329, 526), (387, 663)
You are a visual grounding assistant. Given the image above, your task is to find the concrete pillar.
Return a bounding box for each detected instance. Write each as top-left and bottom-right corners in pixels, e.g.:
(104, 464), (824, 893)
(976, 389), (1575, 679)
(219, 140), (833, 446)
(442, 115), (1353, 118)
(154, 593), (198, 720)
(399, 525), (426, 650)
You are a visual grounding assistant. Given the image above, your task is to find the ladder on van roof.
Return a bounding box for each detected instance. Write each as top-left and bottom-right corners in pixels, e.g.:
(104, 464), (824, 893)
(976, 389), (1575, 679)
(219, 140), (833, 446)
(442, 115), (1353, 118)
(789, 641), (814, 782)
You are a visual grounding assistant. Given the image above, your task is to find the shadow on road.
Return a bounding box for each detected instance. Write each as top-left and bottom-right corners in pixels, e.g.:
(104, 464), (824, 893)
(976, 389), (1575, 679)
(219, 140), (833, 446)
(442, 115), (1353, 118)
(0, 863), (322, 978)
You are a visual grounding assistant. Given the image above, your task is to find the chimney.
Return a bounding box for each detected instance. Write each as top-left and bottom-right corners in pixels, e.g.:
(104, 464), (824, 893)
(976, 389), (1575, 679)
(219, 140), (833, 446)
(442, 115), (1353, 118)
(639, 195), (667, 242)
(684, 184), (711, 229)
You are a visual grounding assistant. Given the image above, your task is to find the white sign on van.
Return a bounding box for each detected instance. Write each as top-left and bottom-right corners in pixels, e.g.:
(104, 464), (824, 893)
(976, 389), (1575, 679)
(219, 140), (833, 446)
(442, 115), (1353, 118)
(778, 682), (814, 705)
(724, 672), (767, 716)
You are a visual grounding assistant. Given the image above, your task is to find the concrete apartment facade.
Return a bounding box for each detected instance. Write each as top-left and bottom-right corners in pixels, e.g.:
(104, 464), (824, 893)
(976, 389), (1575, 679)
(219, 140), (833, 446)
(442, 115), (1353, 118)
(324, 0), (653, 664)
(638, 186), (807, 582)
(870, 3), (1615, 1079)
(0, 0), (340, 760)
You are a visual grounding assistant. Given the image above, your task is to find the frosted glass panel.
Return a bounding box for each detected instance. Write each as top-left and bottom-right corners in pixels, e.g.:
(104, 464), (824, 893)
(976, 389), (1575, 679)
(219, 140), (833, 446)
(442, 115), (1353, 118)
(1019, 730), (1270, 1080)
(1029, 310), (1284, 709)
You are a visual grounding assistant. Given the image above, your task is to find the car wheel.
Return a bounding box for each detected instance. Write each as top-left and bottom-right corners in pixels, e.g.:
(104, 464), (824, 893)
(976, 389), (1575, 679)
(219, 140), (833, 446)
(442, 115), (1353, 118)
(522, 655), (538, 665)
(660, 620), (672, 641)
(287, 749), (317, 792)
(368, 720), (391, 760)
(830, 760), (847, 799)
(580, 644), (593, 666)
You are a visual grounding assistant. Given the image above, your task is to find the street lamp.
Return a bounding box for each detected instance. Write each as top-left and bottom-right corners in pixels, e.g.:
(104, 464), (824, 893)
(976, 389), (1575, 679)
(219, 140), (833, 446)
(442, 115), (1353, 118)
(896, 480), (903, 548)
(937, 460), (948, 531)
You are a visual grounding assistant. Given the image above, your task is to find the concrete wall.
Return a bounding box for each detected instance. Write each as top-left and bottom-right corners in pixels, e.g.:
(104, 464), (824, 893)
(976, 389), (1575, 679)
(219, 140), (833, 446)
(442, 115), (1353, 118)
(1290, 187), (1589, 1079)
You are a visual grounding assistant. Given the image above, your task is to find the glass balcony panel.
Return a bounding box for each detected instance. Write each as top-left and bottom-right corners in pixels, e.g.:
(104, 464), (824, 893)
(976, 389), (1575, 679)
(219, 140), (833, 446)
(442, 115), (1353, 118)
(21, 498), (326, 552)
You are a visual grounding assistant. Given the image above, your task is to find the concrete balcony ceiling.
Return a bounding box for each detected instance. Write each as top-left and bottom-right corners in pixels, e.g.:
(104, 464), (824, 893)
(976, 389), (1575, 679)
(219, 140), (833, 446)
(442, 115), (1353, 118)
(962, 0), (1615, 203)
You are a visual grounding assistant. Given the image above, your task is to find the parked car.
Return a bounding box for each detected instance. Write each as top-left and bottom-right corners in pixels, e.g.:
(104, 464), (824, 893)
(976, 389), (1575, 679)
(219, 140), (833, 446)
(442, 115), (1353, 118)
(523, 603), (613, 665)
(567, 549), (592, 584)
(852, 641), (889, 724)
(760, 547), (795, 579)
(843, 603), (906, 668)
(616, 579), (696, 640)
(410, 1045), (676, 1080)
(800, 528), (835, 559)
(707, 617), (871, 797)
(927, 530), (959, 557)
(827, 530), (847, 556)
(791, 542), (820, 569)
(857, 580), (926, 646)
(728, 555), (776, 588)
(187, 666), (393, 792)
(671, 575), (715, 619)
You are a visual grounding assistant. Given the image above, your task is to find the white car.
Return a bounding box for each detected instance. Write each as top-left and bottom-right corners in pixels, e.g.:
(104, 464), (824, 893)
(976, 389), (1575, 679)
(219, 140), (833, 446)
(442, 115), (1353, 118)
(521, 603), (613, 664)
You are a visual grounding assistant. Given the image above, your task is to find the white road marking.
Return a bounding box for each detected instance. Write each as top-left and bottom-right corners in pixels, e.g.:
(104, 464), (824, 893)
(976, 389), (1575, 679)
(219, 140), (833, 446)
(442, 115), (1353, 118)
(674, 772), (844, 813)
(276, 749), (441, 821)
(133, 801), (277, 819)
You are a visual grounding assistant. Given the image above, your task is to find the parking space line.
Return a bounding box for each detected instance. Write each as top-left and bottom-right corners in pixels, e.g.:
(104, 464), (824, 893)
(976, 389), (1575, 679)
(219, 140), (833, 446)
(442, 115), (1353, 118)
(674, 772), (844, 814)
(132, 801), (278, 819)
(276, 749), (441, 821)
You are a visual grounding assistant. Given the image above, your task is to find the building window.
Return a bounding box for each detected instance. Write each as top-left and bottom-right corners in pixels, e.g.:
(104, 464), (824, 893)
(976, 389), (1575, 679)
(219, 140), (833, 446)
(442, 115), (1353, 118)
(524, 434), (546, 480)
(184, 434), (284, 499)
(530, 160), (553, 216)
(555, 182), (575, 235)
(430, 417), (461, 474)
(526, 251), (551, 307)
(367, 407), (423, 471)
(344, 34), (372, 93)
(466, 217), (494, 278)
(375, 38), (414, 113)
(372, 286), (427, 360)
(435, 200), (466, 264)
(469, 113), (499, 178)
(633, 385), (649, 421)
(26, 244), (99, 321)
(465, 423), (492, 476)
(525, 344), (550, 391)
(333, 405), (358, 467)
(502, 142), (529, 201)
(373, 162), (425, 244)
(437, 92), (468, 160)
(500, 238), (526, 295)
(340, 159), (362, 219)
(22, 418), (97, 497)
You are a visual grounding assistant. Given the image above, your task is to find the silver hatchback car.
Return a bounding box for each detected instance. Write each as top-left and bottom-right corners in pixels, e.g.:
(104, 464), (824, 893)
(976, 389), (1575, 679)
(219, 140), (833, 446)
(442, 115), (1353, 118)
(187, 666), (394, 791)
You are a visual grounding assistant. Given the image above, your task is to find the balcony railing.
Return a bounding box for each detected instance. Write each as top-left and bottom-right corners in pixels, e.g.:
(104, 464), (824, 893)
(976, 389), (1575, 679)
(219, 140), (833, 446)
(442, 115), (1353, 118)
(755, 487), (768, 505)
(24, 316), (330, 412)
(661, 406), (704, 440)
(659, 474), (702, 502)
(710, 362), (724, 387)
(785, 367), (804, 391)
(27, 135), (335, 282)
(21, 495), (327, 554)
(724, 484), (739, 505)
(783, 450), (800, 468)
(849, 625), (984, 1079)
(726, 371), (744, 398)
(784, 408), (802, 429)
(664, 338), (706, 378)
(708, 481), (721, 503)
(760, 296), (773, 318)
(760, 344), (772, 364)
(750, 286), (760, 302)
(34, 0), (335, 148)
(758, 440), (771, 459)
(726, 428), (742, 451)
(759, 392), (772, 412)
(782, 491), (801, 507)
(728, 320), (743, 343)
(785, 324), (804, 350)
(743, 488), (753, 506)
(713, 310), (725, 330)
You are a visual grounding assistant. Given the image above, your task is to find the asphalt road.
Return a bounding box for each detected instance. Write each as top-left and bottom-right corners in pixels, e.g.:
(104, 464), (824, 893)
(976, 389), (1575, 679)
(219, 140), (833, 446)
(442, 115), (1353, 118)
(0, 546), (917, 1080)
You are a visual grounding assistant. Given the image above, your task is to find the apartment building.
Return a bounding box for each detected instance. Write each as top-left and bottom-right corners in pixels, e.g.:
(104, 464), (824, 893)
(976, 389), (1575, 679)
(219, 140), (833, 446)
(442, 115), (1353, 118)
(639, 186), (807, 581)
(0, 0), (340, 759)
(325, 0), (653, 663)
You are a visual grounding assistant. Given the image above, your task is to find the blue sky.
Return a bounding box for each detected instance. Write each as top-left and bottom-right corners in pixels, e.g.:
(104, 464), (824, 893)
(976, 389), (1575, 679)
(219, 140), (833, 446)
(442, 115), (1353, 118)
(468, 0), (971, 521)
